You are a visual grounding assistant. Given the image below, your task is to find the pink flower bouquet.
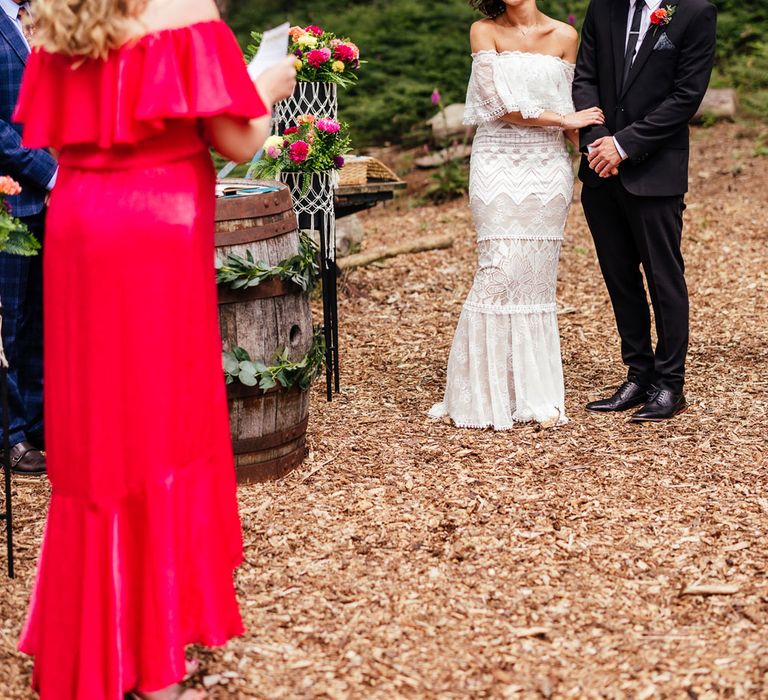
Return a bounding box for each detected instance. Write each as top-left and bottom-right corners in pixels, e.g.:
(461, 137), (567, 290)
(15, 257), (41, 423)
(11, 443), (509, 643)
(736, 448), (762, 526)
(252, 116), (351, 181)
(248, 26), (362, 88)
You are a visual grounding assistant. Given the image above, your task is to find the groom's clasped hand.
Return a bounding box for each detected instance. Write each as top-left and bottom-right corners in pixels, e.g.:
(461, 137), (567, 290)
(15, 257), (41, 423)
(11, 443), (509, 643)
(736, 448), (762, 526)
(586, 135), (623, 178)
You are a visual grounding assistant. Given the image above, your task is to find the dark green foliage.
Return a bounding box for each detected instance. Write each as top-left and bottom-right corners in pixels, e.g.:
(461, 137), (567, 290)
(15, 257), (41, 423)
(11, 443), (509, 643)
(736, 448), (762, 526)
(227, 0), (765, 146)
(426, 159), (470, 203)
(709, 0), (768, 117)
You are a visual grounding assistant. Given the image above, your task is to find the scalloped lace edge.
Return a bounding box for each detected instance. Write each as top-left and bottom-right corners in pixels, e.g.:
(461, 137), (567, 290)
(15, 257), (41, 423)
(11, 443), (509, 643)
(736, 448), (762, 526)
(428, 403), (569, 430)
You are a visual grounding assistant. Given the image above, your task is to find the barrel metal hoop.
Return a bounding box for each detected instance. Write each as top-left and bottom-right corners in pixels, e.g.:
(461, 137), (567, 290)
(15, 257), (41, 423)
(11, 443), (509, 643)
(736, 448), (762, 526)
(215, 216), (297, 247)
(235, 441), (307, 484)
(217, 279), (303, 305)
(215, 185), (293, 221)
(226, 382), (305, 401)
(232, 415), (309, 455)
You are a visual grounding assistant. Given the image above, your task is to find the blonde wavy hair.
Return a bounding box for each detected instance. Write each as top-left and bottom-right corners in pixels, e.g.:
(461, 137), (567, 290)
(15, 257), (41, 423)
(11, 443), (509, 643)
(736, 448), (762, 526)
(32, 0), (149, 58)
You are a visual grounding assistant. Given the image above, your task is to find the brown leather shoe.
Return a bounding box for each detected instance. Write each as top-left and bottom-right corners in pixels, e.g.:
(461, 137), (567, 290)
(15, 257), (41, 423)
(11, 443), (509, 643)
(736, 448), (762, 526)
(2, 440), (46, 476)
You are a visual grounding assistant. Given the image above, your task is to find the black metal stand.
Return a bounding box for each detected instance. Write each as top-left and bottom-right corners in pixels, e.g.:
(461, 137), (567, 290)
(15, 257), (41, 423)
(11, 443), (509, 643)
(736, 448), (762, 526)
(0, 360), (14, 578)
(299, 211), (339, 401)
(274, 82), (341, 402)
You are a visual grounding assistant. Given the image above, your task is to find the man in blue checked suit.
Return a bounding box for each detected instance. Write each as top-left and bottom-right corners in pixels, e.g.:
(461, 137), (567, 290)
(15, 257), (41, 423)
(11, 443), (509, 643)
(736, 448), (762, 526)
(0, 0), (57, 475)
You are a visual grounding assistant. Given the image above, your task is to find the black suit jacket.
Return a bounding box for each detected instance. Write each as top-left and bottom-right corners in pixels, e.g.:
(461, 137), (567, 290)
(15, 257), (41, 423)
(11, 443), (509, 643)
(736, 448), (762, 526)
(573, 0), (716, 197)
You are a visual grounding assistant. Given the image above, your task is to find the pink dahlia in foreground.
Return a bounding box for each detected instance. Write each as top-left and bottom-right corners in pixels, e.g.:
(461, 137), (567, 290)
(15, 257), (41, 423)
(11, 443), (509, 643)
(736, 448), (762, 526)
(289, 141), (310, 163)
(316, 118), (341, 134)
(333, 43), (356, 62)
(307, 48), (332, 68)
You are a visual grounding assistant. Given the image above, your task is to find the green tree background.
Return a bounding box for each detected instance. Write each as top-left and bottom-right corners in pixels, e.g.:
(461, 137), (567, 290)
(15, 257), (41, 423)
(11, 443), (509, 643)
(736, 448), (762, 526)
(226, 0), (767, 146)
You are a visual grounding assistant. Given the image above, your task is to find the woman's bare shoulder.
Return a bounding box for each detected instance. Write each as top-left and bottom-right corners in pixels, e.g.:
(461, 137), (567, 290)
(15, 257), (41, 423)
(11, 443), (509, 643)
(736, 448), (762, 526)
(470, 18), (497, 52)
(138, 0), (220, 33)
(540, 16), (579, 59)
(548, 18), (579, 47)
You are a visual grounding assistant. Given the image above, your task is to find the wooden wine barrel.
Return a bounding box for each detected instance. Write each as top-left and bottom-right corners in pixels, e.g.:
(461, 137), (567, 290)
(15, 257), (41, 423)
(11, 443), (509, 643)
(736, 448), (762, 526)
(215, 179), (313, 483)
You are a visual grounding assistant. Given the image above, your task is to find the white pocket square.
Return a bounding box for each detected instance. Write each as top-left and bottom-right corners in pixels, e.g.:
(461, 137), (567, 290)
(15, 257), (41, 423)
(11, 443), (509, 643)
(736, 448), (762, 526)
(654, 33), (676, 51)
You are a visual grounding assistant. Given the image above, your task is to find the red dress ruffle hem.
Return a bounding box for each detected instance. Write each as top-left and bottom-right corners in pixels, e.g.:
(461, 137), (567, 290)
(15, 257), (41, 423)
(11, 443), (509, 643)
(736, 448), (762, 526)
(13, 20), (267, 699)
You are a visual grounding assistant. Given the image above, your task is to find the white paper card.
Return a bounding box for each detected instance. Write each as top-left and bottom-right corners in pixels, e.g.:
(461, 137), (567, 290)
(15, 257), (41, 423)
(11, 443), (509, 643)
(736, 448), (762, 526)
(247, 22), (291, 80)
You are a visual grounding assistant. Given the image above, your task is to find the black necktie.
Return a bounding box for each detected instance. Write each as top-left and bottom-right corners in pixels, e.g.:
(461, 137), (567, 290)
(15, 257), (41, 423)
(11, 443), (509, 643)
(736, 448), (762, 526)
(622, 1), (645, 87)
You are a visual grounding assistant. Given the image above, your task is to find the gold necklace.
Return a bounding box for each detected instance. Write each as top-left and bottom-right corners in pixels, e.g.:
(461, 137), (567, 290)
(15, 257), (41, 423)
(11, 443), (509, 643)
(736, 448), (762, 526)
(499, 14), (539, 39)
(516, 21), (538, 38)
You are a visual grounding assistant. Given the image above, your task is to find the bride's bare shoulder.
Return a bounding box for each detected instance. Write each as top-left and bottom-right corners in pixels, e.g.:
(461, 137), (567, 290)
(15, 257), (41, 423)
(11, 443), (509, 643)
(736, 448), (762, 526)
(138, 0), (220, 33)
(470, 18), (497, 52)
(542, 16), (579, 60)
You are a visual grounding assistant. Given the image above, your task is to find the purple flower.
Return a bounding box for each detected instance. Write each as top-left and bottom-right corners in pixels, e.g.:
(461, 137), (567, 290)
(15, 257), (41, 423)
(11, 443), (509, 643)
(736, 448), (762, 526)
(294, 49), (303, 58)
(333, 156), (345, 168)
(431, 89), (441, 106)
(567, 13), (577, 25)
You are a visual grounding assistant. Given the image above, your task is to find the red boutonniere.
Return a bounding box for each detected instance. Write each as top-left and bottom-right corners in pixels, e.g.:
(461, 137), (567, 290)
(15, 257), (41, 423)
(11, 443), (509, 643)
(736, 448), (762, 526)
(650, 5), (677, 35)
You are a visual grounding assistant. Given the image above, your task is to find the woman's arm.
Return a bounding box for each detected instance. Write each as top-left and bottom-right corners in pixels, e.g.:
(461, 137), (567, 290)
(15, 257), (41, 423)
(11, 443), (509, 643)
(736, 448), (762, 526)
(502, 107), (605, 131)
(206, 56), (297, 163)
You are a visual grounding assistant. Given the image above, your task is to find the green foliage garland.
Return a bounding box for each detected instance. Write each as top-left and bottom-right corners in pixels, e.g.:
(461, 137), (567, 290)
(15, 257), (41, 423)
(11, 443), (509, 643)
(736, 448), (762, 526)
(223, 327), (326, 392)
(216, 231), (319, 293)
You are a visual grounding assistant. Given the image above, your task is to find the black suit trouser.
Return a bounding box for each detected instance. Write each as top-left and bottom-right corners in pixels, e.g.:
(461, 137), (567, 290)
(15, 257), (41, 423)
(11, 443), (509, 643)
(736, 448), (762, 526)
(581, 179), (688, 392)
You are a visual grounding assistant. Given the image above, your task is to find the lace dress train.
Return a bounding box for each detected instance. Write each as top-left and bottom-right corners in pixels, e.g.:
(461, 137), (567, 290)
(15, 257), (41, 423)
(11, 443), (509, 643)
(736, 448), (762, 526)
(430, 51), (575, 429)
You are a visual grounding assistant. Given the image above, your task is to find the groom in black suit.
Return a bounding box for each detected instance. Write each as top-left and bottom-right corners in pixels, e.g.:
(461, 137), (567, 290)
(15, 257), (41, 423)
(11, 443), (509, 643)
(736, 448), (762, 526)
(573, 0), (716, 422)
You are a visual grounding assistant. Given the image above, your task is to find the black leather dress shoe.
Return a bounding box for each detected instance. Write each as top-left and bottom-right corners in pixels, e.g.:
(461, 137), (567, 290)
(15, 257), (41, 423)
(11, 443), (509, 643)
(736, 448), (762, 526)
(630, 389), (687, 422)
(1, 440), (46, 476)
(586, 381), (652, 413)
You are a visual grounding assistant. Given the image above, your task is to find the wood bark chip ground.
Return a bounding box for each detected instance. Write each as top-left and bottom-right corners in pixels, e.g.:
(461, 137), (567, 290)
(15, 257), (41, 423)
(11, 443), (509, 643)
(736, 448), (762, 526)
(1, 123), (767, 698)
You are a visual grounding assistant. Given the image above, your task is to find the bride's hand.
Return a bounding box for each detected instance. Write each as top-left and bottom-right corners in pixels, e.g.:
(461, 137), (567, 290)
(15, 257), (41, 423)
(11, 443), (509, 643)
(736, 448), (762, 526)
(562, 107), (605, 130)
(254, 56), (297, 107)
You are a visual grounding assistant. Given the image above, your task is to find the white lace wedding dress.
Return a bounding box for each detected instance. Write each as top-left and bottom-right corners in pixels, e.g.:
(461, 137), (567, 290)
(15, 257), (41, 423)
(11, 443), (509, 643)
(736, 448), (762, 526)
(429, 51), (575, 429)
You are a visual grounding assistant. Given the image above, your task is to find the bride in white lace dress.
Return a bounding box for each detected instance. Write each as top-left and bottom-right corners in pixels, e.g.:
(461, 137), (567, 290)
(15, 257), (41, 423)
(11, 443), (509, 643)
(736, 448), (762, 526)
(429, 0), (604, 430)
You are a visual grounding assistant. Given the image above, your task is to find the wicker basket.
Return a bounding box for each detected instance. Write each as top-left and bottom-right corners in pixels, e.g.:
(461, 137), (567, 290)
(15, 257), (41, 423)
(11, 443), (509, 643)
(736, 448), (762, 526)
(337, 156), (402, 187)
(366, 158), (399, 182)
(338, 156), (369, 186)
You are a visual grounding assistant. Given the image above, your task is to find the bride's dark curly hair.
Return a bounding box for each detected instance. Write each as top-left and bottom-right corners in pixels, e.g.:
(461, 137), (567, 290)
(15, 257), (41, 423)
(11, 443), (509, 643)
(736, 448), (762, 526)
(469, 0), (506, 17)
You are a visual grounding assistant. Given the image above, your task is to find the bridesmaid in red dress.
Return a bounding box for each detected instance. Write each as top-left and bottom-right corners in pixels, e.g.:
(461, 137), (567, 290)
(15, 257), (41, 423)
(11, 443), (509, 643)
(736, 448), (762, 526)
(13, 0), (295, 697)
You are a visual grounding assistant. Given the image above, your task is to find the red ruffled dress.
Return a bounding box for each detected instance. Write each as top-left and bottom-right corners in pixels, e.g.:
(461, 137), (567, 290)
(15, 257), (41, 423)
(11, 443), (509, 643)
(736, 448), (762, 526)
(13, 21), (267, 699)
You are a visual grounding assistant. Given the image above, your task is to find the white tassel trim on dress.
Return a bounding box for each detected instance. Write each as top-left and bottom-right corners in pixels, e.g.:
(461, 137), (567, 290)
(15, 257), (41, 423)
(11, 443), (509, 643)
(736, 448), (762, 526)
(428, 402), (568, 430)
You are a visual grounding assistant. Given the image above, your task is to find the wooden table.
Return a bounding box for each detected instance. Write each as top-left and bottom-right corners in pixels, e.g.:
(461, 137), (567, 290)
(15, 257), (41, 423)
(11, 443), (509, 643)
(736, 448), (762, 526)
(335, 180), (407, 219)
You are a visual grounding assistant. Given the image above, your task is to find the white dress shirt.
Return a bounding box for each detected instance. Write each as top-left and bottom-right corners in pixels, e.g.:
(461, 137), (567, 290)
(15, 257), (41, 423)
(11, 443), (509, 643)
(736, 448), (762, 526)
(613, 0), (664, 159)
(625, 0), (665, 53)
(0, 0), (31, 51)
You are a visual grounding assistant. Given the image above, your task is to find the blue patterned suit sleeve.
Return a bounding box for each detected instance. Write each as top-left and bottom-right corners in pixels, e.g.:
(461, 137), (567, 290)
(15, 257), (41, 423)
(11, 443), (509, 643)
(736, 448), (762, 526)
(0, 117), (57, 190)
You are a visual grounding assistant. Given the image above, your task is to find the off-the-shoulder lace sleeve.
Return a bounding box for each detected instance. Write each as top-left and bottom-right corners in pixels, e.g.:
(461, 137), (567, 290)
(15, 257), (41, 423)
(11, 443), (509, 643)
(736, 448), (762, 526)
(15, 20), (268, 150)
(464, 52), (508, 124)
(464, 51), (575, 126)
